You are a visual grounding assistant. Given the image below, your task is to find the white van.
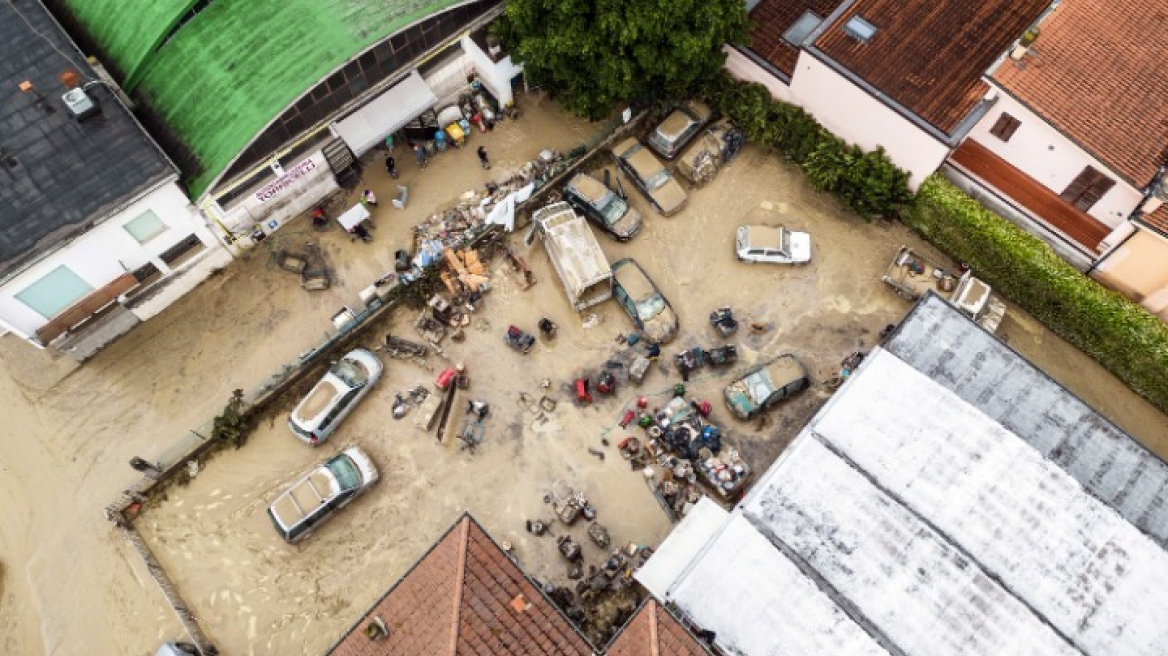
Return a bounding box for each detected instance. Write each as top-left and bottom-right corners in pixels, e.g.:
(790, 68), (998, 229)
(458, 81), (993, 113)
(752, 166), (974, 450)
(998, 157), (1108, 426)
(268, 447), (379, 544)
(289, 349), (383, 445)
(534, 202), (612, 311)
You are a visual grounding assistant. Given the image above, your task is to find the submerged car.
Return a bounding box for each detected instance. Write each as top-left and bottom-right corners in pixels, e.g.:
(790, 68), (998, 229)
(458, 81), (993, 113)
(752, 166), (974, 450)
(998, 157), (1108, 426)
(289, 348), (383, 445)
(611, 137), (688, 217)
(724, 354), (810, 420)
(563, 173), (643, 241)
(611, 258), (678, 344)
(736, 225), (812, 264)
(268, 447), (379, 544)
(648, 101), (715, 160)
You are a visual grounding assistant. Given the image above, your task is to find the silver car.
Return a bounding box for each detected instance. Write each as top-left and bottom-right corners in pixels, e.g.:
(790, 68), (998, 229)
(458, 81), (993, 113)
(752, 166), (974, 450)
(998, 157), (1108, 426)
(289, 348), (383, 445)
(268, 447), (379, 544)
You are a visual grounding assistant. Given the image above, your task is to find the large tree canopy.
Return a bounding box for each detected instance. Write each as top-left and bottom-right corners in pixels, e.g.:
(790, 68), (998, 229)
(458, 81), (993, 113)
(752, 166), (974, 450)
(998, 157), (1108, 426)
(497, 0), (749, 118)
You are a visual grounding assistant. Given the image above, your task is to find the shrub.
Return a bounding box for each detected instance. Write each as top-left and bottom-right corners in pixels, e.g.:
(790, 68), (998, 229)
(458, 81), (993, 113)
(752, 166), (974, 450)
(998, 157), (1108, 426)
(906, 175), (1168, 414)
(701, 72), (911, 218)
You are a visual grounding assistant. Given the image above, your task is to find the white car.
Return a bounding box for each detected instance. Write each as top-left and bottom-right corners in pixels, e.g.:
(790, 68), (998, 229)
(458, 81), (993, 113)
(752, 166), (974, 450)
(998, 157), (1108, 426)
(736, 225), (812, 265)
(289, 348), (383, 445)
(268, 447), (379, 543)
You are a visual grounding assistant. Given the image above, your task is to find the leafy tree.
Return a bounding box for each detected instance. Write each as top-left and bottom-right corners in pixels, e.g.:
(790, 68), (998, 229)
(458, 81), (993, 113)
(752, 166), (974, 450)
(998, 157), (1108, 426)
(497, 0), (749, 118)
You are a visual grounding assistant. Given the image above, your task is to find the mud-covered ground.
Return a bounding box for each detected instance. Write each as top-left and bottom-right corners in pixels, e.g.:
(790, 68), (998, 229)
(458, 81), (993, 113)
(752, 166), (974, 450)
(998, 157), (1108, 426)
(1, 96), (1165, 656)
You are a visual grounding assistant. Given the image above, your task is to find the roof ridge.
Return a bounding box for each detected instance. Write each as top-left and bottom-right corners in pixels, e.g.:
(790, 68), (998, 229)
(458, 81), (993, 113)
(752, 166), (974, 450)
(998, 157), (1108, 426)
(448, 515), (470, 656)
(647, 600), (660, 656)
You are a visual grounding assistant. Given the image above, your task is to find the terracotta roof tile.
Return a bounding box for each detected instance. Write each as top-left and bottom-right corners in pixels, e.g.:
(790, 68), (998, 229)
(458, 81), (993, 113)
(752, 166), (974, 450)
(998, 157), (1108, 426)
(328, 516), (592, 656)
(747, 0), (845, 76)
(991, 0), (1168, 186)
(813, 0), (1048, 134)
(1140, 205), (1168, 236)
(606, 600), (713, 656)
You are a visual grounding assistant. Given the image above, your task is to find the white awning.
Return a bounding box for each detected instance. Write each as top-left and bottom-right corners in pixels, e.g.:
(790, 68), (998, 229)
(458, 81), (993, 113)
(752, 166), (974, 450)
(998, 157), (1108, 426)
(331, 70), (437, 156)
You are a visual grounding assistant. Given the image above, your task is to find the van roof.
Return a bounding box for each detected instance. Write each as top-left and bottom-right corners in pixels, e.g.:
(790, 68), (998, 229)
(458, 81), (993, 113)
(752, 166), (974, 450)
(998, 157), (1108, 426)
(539, 204), (611, 290)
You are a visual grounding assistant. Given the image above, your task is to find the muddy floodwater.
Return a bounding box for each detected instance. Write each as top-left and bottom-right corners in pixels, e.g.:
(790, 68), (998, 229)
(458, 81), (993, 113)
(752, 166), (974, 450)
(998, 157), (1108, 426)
(1, 97), (1165, 656)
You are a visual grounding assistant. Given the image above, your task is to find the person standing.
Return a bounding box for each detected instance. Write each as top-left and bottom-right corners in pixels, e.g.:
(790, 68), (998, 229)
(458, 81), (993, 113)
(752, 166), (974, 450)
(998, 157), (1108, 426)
(413, 143), (428, 169)
(384, 155), (398, 179)
(362, 189), (378, 206)
(477, 145), (490, 170)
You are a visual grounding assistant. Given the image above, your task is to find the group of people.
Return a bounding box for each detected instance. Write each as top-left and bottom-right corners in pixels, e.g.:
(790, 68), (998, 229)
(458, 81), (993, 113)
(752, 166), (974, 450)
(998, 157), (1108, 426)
(382, 139), (491, 178)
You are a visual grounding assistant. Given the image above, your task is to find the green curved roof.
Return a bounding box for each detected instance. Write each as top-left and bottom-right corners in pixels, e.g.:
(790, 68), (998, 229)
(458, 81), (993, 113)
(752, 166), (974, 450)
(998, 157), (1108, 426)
(63, 0), (465, 196)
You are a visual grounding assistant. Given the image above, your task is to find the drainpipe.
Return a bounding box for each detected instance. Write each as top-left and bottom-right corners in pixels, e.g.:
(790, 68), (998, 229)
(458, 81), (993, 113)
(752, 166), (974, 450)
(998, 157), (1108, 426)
(1088, 160), (1168, 273)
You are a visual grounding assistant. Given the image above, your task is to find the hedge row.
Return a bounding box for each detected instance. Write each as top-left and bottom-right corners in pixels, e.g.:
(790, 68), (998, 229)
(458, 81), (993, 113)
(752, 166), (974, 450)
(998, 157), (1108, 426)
(906, 175), (1168, 414)
(701, 73), (912, 218)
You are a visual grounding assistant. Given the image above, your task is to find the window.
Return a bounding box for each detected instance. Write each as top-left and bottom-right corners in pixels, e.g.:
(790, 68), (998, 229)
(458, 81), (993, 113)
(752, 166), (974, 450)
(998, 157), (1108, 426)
(1061, 167), (1115, 211)
(123, 210), (169, 244)
(15, 265), (94, 319)
(843, 16), (878, 42)
(989, 113), (1021, 141)
(783, 11), (823, 46)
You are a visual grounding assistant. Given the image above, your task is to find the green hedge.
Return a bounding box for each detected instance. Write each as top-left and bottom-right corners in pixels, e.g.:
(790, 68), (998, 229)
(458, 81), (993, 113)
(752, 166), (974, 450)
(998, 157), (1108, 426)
(906, 175), (1168, 414)
(701, 73), (912, 218)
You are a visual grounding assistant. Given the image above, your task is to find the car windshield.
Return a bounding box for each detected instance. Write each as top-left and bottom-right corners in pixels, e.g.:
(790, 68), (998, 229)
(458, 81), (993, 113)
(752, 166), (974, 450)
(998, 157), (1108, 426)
(326, 454), (362, 491)
(636, 293), (666, 320)
(780, 229), (791, 256)
(330, 358), (369, 387)
(745, 369), (777, 404)
(648, 131), (671, 155)
(645, 169), (671, 191)
(596, 191), (629, 226)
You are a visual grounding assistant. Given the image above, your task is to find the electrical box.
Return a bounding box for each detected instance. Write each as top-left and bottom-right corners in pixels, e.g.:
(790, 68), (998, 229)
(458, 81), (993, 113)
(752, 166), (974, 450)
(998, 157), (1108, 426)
(61, 88), (100, 121)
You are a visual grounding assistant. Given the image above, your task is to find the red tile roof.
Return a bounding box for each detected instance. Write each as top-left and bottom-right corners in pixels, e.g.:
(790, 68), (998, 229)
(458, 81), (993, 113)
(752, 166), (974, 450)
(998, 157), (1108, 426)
(747, 0), (844, 76)
(606, 600), (713, 656)
(991, 0), (1168, 187)
(327, 516), (592, 656)
(811, 0), (1048, 134)
(1141, 205), (1168, 236)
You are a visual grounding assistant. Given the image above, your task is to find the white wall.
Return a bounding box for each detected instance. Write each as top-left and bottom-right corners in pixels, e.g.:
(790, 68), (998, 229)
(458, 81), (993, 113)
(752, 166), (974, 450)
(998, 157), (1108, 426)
(967, 88), (1143, 229)
(460, 35), (524, 107)
(724, 46), (798, 105)
(789, 53), (950, 190)
(0, 181), (216, 339)
(211, 149), (339, 243)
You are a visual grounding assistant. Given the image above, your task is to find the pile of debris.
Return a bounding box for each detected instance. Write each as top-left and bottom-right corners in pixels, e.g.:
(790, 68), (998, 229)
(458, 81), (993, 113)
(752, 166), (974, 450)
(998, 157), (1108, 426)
(617, 391), (752, 520)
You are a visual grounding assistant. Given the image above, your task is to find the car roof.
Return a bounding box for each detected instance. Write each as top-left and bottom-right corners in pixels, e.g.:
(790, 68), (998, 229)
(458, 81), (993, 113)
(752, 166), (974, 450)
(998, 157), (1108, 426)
(657, 110), (699, 141)
(613, 259), (657, 299)
(744, 225), (786, 250)
(294, 378), (341, 422)
(617, 139), (664, 177)
(763, 354), (806, 385)
(568, 173), (609, 205)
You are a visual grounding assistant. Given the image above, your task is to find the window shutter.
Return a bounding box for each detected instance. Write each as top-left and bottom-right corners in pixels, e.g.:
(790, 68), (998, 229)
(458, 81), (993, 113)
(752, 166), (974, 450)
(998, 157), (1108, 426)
(1060, 167), (1115, 211)
(989, 113), (1020, 141)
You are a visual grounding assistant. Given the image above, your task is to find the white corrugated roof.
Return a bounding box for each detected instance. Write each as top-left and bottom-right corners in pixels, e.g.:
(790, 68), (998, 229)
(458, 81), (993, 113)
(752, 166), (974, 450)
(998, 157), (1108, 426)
(640, 500), (892, 656)
(638, 345), (1168, 656)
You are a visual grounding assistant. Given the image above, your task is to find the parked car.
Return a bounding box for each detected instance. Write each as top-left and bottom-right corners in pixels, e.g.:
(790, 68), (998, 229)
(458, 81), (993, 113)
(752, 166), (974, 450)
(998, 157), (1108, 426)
(563, 172), (643, 241)
(723, 354), (810, 420)
(268, 447), (379, 544)
(611, 137), (688, 216)
(736, 225), (812, 264)
(289, 348), (383, 445)
(648, 101), (715, 160)
(611, 258), (678, 344)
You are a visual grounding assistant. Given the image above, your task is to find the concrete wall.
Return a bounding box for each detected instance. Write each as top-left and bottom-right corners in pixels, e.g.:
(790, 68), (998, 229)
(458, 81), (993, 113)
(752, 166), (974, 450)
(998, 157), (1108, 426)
(789, 53), (950, 190)
(0, 181), (219, 340)
(210, 149), (340, 243)
(968, 88), (1143, 231)
(1093, 226), (1168, 319)
(461, 35), (523, 107)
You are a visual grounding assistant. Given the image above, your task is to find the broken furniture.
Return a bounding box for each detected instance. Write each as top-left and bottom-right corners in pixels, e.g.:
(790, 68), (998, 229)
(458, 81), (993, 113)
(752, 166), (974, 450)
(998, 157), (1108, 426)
(274, 248), (309, 274)
(710, 306), (738, 337)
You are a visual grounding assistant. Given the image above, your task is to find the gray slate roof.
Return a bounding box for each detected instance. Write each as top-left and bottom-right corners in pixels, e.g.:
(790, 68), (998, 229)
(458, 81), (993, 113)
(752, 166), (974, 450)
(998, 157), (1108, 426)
(884, 292), (1168, 550)
(0, 0), (173, 280)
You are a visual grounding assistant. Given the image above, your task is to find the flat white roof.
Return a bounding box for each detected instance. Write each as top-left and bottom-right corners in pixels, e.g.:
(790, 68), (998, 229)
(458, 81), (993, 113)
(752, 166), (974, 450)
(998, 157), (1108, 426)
(641, 505), (892, 656)
(639, 347), (1168, 656)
